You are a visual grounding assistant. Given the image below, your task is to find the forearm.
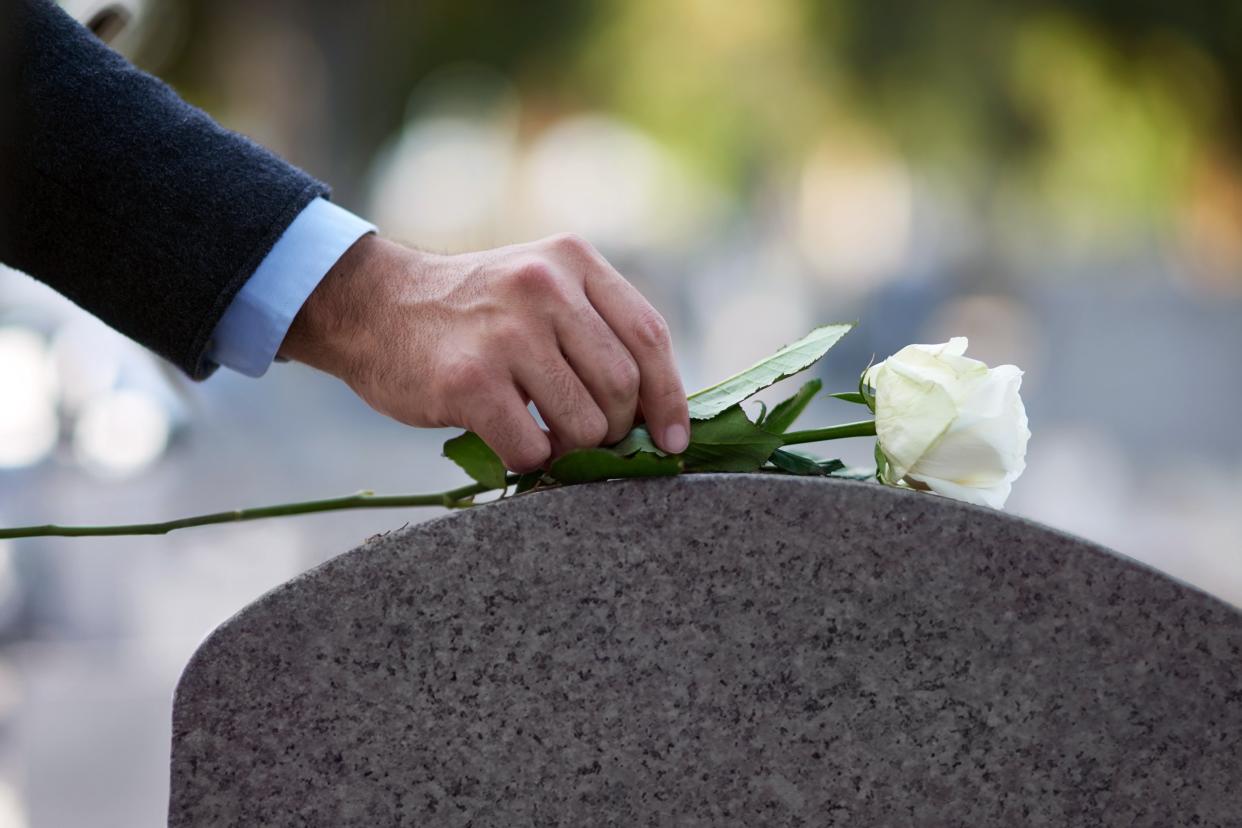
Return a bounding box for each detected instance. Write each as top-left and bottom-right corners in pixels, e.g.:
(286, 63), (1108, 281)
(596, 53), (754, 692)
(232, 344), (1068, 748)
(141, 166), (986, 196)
(0, 0), (327, 378)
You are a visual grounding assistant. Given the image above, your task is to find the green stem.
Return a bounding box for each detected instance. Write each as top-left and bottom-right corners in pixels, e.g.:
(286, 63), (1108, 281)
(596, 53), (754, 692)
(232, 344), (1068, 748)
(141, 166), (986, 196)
(781, 419), (876, 445)
(0, 477), (517, 539)
(2, 420), (878, 540)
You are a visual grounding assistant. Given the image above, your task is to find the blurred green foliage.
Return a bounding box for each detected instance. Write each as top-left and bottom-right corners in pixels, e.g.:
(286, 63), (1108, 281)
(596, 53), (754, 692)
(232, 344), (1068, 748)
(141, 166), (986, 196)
(159, 0), (1242, 234)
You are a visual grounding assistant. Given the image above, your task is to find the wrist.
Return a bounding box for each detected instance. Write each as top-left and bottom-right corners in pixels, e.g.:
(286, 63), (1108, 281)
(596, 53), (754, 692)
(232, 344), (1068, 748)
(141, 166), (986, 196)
(279, 232), (392, 378)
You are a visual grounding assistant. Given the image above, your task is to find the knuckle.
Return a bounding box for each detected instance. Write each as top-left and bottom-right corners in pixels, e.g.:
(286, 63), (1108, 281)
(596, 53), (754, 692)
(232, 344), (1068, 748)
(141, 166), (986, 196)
(479, 413), (548, 471)
(641, 376), (688, 422)
(586, 410), (610, 445)
(513, 432), (552, 470)
(656, 378), (686, 401)
(606, 355), (641, 401)
(655, 384), (689, 414)
(549, 232), (594, 258)
(507, 260), (559, 295)
(440, 356), (491, 397)
(568, 410), (609, 448)
(633, 310), (671, 351)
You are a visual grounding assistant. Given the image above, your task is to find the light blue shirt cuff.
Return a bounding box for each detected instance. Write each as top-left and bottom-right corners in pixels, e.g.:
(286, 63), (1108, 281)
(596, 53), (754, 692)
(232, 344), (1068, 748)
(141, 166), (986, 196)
(206, 197), (377, 378)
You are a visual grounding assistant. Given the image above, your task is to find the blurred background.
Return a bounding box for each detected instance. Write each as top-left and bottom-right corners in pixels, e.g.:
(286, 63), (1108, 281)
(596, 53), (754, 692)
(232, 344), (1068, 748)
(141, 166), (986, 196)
(1, 0), (1241, 823)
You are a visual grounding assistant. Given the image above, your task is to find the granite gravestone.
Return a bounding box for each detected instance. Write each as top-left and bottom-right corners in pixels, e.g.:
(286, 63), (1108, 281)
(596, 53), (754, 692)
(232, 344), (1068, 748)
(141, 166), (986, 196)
(169, 475), (1242, 826)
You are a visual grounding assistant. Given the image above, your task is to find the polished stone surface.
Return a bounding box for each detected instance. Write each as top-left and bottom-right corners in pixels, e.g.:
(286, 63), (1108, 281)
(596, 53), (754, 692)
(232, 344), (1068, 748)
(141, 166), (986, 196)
(169, 475), (1242, 826)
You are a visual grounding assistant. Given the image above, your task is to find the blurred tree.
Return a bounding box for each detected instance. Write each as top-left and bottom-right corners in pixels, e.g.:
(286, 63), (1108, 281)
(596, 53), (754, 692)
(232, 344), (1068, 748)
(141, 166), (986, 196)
(151, 0), (1242, 249)
(161, 0), (597, 204)
(808, 0), (1239, 236)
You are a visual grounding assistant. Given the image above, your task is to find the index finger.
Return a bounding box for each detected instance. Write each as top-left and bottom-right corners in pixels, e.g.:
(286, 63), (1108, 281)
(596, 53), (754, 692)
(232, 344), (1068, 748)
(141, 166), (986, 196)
(584, 265), (689, 454)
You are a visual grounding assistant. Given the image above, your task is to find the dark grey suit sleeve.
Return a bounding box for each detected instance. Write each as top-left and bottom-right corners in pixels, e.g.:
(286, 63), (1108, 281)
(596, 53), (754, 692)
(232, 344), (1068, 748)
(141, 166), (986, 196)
(0, 0), (330, 378)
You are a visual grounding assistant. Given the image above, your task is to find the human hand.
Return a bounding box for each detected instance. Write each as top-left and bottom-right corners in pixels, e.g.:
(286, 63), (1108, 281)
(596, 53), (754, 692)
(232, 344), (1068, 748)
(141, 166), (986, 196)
(278, 233), (690, 472)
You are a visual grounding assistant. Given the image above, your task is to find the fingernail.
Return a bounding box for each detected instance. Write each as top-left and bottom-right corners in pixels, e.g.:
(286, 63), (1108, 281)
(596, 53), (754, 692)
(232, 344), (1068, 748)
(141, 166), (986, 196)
(663, 423), (689, 454)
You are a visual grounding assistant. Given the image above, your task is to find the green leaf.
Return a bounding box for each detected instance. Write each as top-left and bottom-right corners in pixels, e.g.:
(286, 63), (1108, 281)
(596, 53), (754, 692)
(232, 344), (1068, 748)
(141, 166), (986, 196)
(826, 465), (874, 481)
(828, 391), (867, 405)
(767, 448), (846, 476)
(513, 471), (546, 494)
(761, 379), (822, 434)
(682, 405), (783, 472)
(874, 441), (890, 484)
(858, 363), (877, 414)
(443, 431), (507, 490)
(610, 425), (667, 457)
(549, 448), (682, 484)
(768, 448), (825, 475)
(687, 323), (854, 420)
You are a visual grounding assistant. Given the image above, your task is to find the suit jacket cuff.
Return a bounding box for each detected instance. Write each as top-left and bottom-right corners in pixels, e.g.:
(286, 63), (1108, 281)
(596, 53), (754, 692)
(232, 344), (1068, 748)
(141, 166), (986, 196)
(204, 198), (376, 378)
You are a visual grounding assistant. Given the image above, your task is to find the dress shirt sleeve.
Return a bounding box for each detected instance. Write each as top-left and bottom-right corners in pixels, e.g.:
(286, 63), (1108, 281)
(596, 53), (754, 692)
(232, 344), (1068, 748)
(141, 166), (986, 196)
(205, 197), (376, 378)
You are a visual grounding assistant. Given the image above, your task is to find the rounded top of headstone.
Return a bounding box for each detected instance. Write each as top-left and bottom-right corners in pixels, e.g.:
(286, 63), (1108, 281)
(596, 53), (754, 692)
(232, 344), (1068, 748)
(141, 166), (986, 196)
(170, 474), (1242, 827)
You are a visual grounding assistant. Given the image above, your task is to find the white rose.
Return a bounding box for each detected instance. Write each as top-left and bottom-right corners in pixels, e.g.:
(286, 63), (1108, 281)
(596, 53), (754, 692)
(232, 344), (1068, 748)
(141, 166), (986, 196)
(864, 337), (1030, 509)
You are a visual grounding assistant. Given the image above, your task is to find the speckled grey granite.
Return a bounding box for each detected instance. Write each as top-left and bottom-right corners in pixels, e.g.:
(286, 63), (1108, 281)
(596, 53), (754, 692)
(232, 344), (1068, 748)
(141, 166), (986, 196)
(169, 475), (1242, 827)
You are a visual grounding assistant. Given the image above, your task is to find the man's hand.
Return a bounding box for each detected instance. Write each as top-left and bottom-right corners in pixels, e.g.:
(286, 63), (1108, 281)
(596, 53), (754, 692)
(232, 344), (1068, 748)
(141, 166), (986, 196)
(278, 233), (690, 472)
